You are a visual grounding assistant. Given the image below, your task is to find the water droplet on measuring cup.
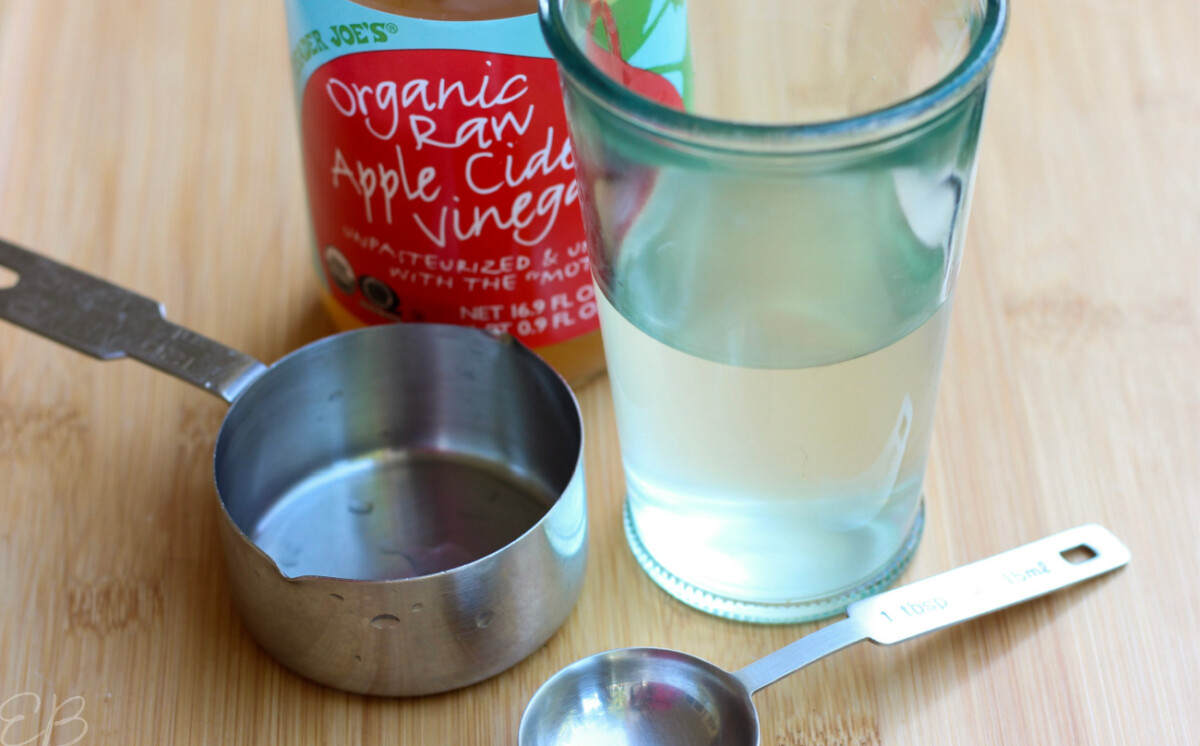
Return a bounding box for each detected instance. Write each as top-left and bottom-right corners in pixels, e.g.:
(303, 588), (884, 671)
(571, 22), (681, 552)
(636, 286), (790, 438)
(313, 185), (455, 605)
(371, 614), (401, 629)
(348, 499), (374, 515)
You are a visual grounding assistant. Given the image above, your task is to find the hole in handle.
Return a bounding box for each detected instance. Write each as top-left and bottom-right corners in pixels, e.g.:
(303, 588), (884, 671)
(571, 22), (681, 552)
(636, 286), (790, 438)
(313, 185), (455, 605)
(1061, 544), (1098, 565)
(0, 265), (18, 289)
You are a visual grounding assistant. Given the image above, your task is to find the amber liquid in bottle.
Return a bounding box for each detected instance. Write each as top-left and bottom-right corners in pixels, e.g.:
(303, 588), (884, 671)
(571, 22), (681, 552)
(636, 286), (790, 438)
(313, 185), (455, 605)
(330, 0), (606, 386)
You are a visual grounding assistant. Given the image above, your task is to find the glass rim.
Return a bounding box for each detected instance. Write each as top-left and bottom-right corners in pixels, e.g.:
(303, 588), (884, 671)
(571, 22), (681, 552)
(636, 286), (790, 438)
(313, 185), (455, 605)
(538, 0), (1009, 154)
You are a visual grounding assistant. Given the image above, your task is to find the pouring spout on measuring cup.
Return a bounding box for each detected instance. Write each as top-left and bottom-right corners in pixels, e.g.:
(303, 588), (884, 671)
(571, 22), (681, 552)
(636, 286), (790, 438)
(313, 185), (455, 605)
(519, 524), (1129, 746)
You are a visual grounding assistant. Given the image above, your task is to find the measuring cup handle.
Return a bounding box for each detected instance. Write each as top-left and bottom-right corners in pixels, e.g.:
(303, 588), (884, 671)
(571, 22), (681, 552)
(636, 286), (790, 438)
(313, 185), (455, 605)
(0, 239), (267, 403)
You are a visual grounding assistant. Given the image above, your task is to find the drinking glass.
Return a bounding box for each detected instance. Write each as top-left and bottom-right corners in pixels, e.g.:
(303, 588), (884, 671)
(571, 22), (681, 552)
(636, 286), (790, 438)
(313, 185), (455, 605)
(540, 0), (1008, 622)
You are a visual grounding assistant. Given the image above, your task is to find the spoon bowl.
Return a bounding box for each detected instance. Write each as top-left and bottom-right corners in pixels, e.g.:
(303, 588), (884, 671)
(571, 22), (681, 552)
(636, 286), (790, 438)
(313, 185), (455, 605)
(519, 648), (757, 746)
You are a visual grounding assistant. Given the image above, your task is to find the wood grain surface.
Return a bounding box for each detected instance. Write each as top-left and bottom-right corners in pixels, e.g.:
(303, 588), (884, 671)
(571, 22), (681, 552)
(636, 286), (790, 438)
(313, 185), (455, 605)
(1, 1), (1197, 744)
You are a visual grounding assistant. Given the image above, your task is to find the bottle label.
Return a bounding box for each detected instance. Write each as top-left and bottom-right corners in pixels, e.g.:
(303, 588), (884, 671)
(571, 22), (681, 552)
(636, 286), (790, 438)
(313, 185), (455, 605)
(285, 2), (684, 347)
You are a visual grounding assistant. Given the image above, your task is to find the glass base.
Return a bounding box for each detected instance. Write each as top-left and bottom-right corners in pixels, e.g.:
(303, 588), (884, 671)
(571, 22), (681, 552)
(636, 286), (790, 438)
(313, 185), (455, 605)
(623, 498), (925, 624)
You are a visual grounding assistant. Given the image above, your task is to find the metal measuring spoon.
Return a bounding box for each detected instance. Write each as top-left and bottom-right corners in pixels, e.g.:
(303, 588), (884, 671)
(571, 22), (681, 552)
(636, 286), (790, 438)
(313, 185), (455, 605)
(519, 524), (1128, 746)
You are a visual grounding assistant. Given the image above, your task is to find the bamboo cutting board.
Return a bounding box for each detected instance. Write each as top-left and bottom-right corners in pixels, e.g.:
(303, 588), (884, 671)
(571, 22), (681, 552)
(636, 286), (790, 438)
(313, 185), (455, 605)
(0, 1), (1197, 744)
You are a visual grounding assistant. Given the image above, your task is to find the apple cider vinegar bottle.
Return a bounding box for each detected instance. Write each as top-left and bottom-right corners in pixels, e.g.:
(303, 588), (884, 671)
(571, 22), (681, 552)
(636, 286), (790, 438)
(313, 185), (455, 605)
(283, 0), (690, 384)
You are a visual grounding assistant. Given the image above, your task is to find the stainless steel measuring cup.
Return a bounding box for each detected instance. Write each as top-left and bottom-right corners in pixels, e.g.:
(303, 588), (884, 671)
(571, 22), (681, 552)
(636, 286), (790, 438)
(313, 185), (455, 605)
(0, 239), (587, 696)
(519, 524), (1128, 745)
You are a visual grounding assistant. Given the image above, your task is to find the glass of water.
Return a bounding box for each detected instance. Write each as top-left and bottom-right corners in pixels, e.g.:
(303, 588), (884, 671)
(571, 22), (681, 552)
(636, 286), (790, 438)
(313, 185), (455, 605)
(540, 0), (1008, 622)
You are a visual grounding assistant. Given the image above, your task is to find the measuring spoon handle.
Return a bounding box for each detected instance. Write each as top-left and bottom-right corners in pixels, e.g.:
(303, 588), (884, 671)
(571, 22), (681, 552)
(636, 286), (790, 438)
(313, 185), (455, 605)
(847, 523), (1129, 644)
(734, 524), (1129, 694)
(0, 239), (266, 403)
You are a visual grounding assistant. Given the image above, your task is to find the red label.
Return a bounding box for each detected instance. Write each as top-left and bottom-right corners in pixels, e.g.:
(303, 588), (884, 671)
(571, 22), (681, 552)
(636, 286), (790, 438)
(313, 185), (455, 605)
(300, 49), (597, 347)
